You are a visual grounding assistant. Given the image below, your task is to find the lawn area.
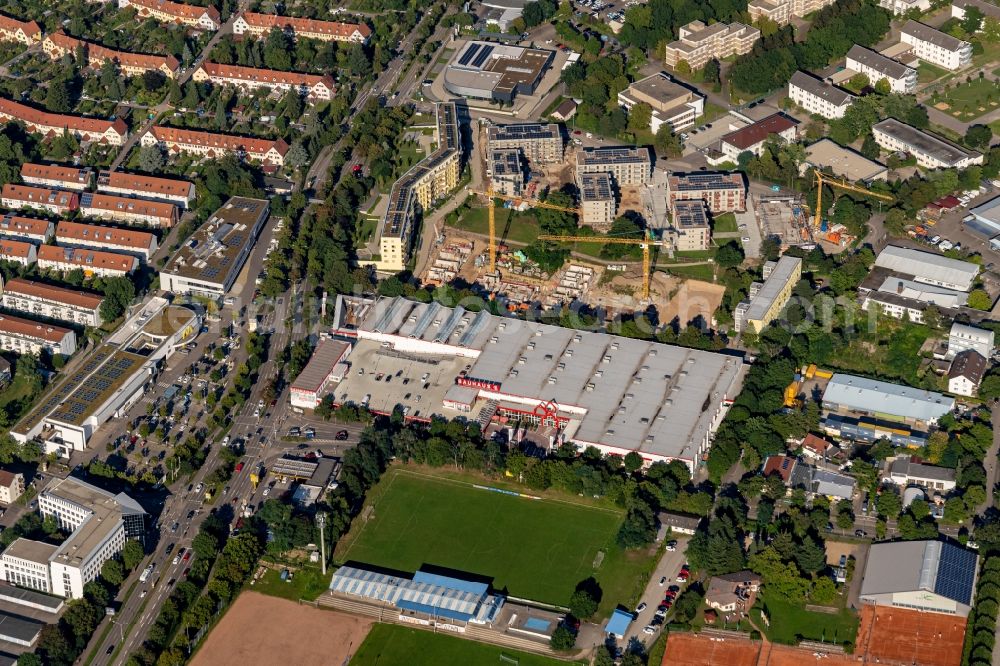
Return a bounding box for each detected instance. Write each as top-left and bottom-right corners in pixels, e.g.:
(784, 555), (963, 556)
(662, 263), (715, 281)
(931, 77), (1000, 120)
(713, 212), (738, 234)
(751, 591), (858, 647)
(354, 216), (378, 249)
(918, 61), (948, 84)
(253, 566), (332, 602)
(451, 206), (541, 245)
(675, 248), (717, 260)
(349, 624), (586, 666)
(338, 469), (649, 613)
(0, 372), (38, 422)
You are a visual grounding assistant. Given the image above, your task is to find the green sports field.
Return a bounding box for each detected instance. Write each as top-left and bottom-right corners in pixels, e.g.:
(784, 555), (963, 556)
(349, 624), (585, 666)
(338, 470), (645, 610)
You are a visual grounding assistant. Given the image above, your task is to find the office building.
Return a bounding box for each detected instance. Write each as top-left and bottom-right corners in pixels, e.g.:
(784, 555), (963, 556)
(140, 126), (289, 166)
(192, 62), (336, 102)
(0, 98), (128, 146)
(97, 171), (196, 209)
(845, 45), (917, 93)
(860, 540), (977, 616)
(617, 73), (705, 133)
(0, 215), (52, 244)
(79, 192), (177, 228)
(666, 172), (746, 213)
(734, 255), (801, 333)
(159, 197), (269, 297)
(0, 313), (75, 356)
(576, 146), (652, 186)
(42, 30), (180, 78)
(670, 200), (711, 251)
(578, 172), (616, 230)
(488, 148), (524, 198)
(118, 0), (220, 30)
(1, 278), (104, 327)
(56, 220), (157, 262)
(20, 163), (93, 191)
(900, 20), (972, 70)
(289, 339), (352, 410)
(664, 21), (760, 70)
(873, 119), (982, 169)
(788, 71), (854, 119)
(486, 123), (562, 165)
(443, 41), (554, 103)
(720, 113), (798, 161)
(2, 184), (78, 215)
(233, 12), (371, 43)
(37, 245), (137, 278)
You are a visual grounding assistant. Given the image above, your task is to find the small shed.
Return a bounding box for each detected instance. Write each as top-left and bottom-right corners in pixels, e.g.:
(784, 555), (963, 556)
(605, 609), (634, 638)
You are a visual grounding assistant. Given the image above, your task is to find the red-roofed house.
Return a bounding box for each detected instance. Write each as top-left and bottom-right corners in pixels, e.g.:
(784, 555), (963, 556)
(1, 184), (79, 215)
(43, 31), (181, 78)
(37, 244), (137, 277)
(233, 12), (371, 43)
(0, 14), (41, 44)
(720, 113), (798, 160)
(0, 312), (76, 356)
(762, 454), (797, 483)
(140, 125), (289, 166)
(20, 163), (94, 191)
(192, 62), (335, 102)
(118, 0), (221, 30)
(801, 433), (833, 460)
(0, 98), (128, 145)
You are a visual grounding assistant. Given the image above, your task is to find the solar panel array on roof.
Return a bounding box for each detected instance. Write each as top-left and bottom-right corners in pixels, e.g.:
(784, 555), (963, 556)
(458, 43), (480, 66)
(934, 542), (978, 606)
(578, 146), (650, 165)
(488, 123), (560, 142)
(670, 173), (743, 191)
(472, 44), (494, 68)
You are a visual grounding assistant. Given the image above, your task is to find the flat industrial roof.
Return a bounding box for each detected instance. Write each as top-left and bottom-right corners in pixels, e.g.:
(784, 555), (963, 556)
(621, 73), (698, 109)
(861, 540), (977, 606)
(744, 255), (801, 322)
(0, 583), (62, 611)
(0, 613), (41, 643)
(290, 339), (350, 393)
(874, 244), (979, 291)
(823, 373), (954, 421)
(805, 139), (886, 182)
(46, 477), (140, 571)
(874, 119), (976, 167)
(446, 41), (552, 95)
(2, 539), (57, 563)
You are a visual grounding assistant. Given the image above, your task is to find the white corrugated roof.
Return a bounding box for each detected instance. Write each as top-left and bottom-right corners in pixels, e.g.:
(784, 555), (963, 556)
(874, 245), (978, 291)
(823, 373), (954, 422)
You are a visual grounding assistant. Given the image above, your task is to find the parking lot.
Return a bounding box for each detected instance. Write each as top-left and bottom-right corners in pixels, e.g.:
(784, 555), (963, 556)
(630, 537), (690, 645)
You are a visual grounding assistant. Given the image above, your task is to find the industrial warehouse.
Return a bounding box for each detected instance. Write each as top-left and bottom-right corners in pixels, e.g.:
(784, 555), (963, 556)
(331, 296), (745, 471)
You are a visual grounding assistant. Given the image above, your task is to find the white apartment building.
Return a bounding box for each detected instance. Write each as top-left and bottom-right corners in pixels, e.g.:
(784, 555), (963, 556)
(872, 118), (983, 169)
(97, 171), (195, 209)
(788, 70), (854, 119)
(900, 20), (972, 70)
(748, 0), (838, 25)
(948, 349), (988, 397)
(952, 0), (1000, 24)
(664, 21), (760, 70)
(845, 45), (917, 94)
(486, 123), (562, 165)
(576, 146), (652, 186)
(880, 0), (930, 14)
(0, 470), (24, 505)
(578, 172), (617, 230)
(1, 278), (104, 327)
(617, 73), (704, 133)
(37, 245), (137, 278)
(20, 163), (93, 191)
(671, 200), (712, 251)
(666, 172), (746, 213)
(0, 313), (75, 356)
(192, 62), (336, 102)
(56, 220), (158, 262)
(948, 322), (994, 359)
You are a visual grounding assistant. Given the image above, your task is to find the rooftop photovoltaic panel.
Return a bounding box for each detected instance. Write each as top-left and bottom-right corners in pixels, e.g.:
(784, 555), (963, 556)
(933, 543), (978, 605)
(472, 44), (494, 68)
(488, 123), (560, 142)
(578, 147), (651, 166)
(670, 173), (742, 191)
(580, 172), (613, 200)
(458, 43), (480, 66)
(673, 200), (710, 228)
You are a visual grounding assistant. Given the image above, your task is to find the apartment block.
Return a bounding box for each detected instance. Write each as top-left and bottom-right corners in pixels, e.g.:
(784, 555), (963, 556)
(56, 220), (158, 261)
(719, 113), (798, 161)
(0, 313), (75, 356)
(0, 239), (36, 266)
(880, 0), (930, 14)
(900, 20), (972, 70)
(20, 163), (93, 191)
(488, 148), (523, 198)
(948, 349), (987, 397)
(37, 245), (137, 277)
(140, 126), (288, 166)
(192, 62), (335, 102)
(1, 184), (78, 215)
(1, 278), (104, 327)
(666, 172), (746, 213)
(233, 12), (371, 43)
(576, 146), (652, 186)
(872, 118), (982, 169)
(79, 192), (177, 228)
(118, 0), (220, 30)
(0, 98), (128, 145)
(948, 322), (994, 360)
(0, 15), (40, 44)
(748, 0), (838, 25)
(97, 171), (195, 208)
(617, 73), (704, 133)
(670, 200), (711, 251)
(578, 172), (616, 231)
(788, 70), (854, 119)
(664, 20), (760, 70)
(845, 45), (917, 94)
(952, 0), (1000, 23)
(42, 30), (181, 78)
(734, 255), (802, 333)
(0, 470), (24, 505)
(486, 123), (562, 165)
(0, 215), (53, 244)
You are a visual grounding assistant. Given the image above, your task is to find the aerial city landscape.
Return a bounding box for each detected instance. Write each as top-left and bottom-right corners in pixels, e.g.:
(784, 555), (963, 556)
(0, 0), (995, 664)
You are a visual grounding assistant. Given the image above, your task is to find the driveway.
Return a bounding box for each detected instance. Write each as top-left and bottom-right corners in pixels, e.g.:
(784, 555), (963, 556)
(628, 537), (690, 646)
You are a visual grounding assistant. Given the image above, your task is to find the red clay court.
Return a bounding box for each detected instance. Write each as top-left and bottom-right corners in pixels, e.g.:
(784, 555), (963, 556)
(663, 633), (760, 666)
(856, 605), (966, 666)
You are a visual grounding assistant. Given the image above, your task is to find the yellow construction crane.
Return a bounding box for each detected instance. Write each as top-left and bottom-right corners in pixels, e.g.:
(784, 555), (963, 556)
(811, 169), (893, 229)
(469, 189), (581, 274)
(537, 232), (666, 301)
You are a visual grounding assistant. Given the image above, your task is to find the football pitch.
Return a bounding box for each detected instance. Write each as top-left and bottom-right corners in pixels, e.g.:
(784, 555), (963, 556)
(338, 470), (632, 608)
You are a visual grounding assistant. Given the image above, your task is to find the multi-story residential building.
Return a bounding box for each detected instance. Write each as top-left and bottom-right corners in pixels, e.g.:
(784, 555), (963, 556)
(96, 171), (195, 209)
(233, 12), (371, 43)
(0, 98), (128, 145)
(0, 15), (40, 44)
(666, 172), (746, 213)
(576, 146), (652, 186)
(486, 123), (562, 165)
(578, 172), (616, 230)
(900, 20), (972, 70)
(952, 0), (1000, 23)
(719, 113), (798, 161)
(56, 221), (157, 262)
(948, 349), (988, 397)
(42, 30), (181, 78)
(748, 0), (837, 25)
(845, 45), (917, 93)
(788, 70), (854, 119)
(0, 477), (145, 599)
(617, 73), (704, 133)
(872, 118), (982, 169)
(0, 215), (53, 244)
(734, 255), (802, 333)
(140, 126), (288, 166)
(1, 184), (79, 215)
(948, 322), (994, 360)
(0, 313), (75, 356)
(79, 192), (177, 228)
(885, 457), (957, 493)
(375, 103), (461, 273)
(192, 62), (335, 102)
(0, 239), (36, 267)
(0, 470), (24, 505)
(488, 148), (523, 198)
(1, 278), (104, 327)
(20, 163), (93, 191)
(37, 245), (137, 278)
(670, 200), (712, 251)
(118, 0), (220, 30)
(664, 21), (760, 70)
(880, 0), (930, 14)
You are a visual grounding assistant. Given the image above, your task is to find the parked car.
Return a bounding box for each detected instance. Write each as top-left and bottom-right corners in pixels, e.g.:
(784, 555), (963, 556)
(635, 602), (647, 613)
(658, 576), (667, 586)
